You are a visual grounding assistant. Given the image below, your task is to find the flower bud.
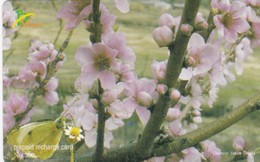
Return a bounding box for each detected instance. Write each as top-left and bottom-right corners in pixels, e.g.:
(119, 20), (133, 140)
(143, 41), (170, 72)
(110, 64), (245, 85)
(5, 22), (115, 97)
(233, 136), (245, 151)
(156, 84), (168, 95)
(169, 88), (181, 100)
(166, 108), (182, 122)
(153, 26), (173, 47)
(137, 91), (153, 107)
(195, 21), (208, 30)
(193, 116), (202, 123)
(159, 13), (176, 30)
(192, 110), (201, 116)
(180, 24), (193, 36)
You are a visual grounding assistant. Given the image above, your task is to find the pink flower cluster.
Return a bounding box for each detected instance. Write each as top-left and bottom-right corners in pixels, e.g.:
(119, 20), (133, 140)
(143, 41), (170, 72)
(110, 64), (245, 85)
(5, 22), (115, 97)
(54, 0), (260, 158)
(60, 2), (158, 148)
(3, 94), (34, 136)
(2, 1), (16, 50)
(4, 41), (64, 107)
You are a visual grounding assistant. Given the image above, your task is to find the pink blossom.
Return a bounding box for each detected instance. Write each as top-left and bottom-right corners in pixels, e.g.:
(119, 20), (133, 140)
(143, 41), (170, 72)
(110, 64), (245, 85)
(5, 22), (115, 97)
(75, 43), (118, 90)
(3, 114), (15, 136)
(57, 0), (92, 30)
(207, 86), (219, 107)
(187, 33), (220, 76)
(190, 79), (203, 110)
(233, 136), (245, 151)
(105, 117), (124, 131)
(153, 26), (173, 47)
(223, 62), (236, 82)
(4, 93), (28, 116)
(234, 38), (252, 75)
(151, 60), (167, 81)
(180, 24), (193, 36)
(11, 59), (50, 88)
(201, 140), (221, 162)
(247, 152), (254, 162)
(113, 63), (136, 82)
(156, 84), (168, 95)
(195, 12), (208, 30)
(159, 13), (178, 30)
(2, 1), (16, 35)
(193, 116), (202, 124)
(102, 83), (124, 105)
(74, 77), (92, 94)
(100, 4), (117, 35)
(3, 28), (12, 51)
(84, 4), (116, 35)
(78, 109), (114, 148)
(44, 77), (59, 106)
(85, 126), (114, 148)
(27, 61), (47, 79)
(239, 0), (258, 6)
(29, 40), (42, 53)
(249, 19), (260, 47)
(28, 43), (57, 64)
(209, 57), (227, 87)
(102, 32), (136, 68)
(169, 88), (181, 101)
(169, 120), (186, 137)
(159, 14), (181, 32)
(211, 0), (231, 12)
(112, 0), (129, 13)
(3, 67), (11, 88)
(124, 78), (157, 125)
(181, 147), (202, 162)
(213, 1), (250, 42)
(107, 98), (136, 119)
(166, 105), (182, 122)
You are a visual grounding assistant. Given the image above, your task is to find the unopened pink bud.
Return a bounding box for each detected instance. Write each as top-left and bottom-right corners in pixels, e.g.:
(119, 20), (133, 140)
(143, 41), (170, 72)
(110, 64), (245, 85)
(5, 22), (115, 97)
(193, 116), (202, 123)
(170, 89), (181, 100)
(180, 24), (193, 36)
(137, 91), (153, 107)
(192, 110), (201, 116)
(233, 136), (245, 151)
(159, 13), (176, 29)
(156, 84), (168, 95)
(153, 26), (173, 47)
(196, 21), (208, 30)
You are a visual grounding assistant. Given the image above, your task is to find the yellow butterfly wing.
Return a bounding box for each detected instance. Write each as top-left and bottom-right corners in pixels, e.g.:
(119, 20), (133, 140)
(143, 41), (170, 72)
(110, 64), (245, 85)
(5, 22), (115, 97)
(7, 122), (48, 145)
(7, 121), (63, 160)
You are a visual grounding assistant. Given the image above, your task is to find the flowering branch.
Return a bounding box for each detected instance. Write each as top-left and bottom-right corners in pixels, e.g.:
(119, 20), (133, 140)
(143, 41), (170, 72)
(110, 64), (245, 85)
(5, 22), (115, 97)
(76, 94), (260, 161)
(133, 0), (201, 157)
(13, 31), (73, 128)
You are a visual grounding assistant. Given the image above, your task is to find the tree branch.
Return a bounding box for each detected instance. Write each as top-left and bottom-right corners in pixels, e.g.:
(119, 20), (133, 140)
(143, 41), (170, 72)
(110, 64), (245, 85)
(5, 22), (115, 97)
(76, 94), (260, 162)
(90, 0), (105, 161)
(133, 0), (201, 157)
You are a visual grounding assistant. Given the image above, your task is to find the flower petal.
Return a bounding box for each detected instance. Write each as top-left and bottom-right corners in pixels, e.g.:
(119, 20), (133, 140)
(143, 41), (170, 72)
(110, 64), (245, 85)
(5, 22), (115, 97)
(99, 71), (116, 90)
(114, 0), (129, 13)
(135, 106), (151, 125)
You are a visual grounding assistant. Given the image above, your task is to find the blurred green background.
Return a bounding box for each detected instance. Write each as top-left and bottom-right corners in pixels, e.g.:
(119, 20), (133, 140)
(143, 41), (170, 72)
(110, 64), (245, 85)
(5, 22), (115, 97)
(3, 0), (260, 161)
